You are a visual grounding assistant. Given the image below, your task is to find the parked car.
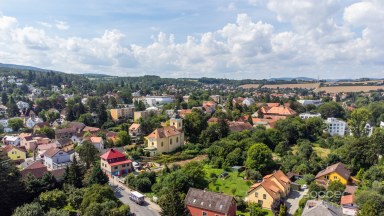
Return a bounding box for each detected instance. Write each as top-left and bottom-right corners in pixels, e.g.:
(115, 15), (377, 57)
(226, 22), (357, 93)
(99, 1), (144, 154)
(129, 191), (145, 205)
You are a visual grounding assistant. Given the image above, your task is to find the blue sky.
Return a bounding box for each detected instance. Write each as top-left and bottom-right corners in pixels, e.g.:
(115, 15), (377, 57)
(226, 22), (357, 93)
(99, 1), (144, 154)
(0, 0), (383, 79)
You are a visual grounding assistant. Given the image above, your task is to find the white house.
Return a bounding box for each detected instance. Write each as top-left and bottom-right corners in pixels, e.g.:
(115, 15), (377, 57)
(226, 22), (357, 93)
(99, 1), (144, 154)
(52, 85), (60, 93)
(2, 136), (20, 146)
(325, 118), (348, 136)
(0, 119), (12, 132)
(300, 113), (322, 119)
(25, 117), (44, 128)
(242, 97), (255, 106)
(43, 148), (71, 170)
(298, 100), (323, 106)
(380, 121), (384, 128)
(0, 105), (7, 116)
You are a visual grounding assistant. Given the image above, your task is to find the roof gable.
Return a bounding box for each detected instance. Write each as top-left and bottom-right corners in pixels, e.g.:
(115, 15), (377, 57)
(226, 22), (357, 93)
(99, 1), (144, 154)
(185, 188), (235, 214)
(100, 148), (126, 160)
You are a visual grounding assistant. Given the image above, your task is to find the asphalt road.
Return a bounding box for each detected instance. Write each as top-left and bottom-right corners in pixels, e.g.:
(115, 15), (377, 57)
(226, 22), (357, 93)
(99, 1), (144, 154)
(111, 184), (160, 216)
(286, 189), (308, 215)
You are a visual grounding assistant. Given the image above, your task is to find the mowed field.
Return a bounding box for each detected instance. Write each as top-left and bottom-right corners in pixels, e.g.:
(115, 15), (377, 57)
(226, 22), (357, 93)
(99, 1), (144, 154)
(261, 83), (320, 89)
(316, 86), (384, 93)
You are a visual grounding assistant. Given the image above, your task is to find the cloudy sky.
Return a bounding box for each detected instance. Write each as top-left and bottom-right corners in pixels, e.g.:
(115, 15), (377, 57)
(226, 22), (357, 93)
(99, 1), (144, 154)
(0, 0), (383, 79)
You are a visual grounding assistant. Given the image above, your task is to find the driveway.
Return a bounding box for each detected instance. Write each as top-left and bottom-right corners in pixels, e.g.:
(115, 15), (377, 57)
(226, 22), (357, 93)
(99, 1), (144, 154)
(285, 189), (308, 216)
(110, 178), (161, 216)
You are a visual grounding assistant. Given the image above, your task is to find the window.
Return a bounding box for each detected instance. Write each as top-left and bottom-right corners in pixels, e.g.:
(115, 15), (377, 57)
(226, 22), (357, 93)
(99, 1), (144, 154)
(263, 194), (266, 199)
(115, 166), (118, 169)
(255, 192), (258, 197)
(176, 137), (179, 143)
(170, 139), (172, 145)
(161, 142), (163, 147)
(258, 200), (263, 206)
(152, 142), (154, 146)
(334, 176), (338, 180)
(202, 212), (207, 216)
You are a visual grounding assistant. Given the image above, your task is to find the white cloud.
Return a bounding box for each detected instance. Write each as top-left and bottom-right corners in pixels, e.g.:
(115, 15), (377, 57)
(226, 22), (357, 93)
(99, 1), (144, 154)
(55, 20), (69, 30)
(0, 1), (384, 78)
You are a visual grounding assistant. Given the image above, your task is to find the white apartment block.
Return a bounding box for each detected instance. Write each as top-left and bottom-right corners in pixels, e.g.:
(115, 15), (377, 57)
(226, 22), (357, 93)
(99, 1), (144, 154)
(325, 118), (348, 136)
(300, 113), (322, 119)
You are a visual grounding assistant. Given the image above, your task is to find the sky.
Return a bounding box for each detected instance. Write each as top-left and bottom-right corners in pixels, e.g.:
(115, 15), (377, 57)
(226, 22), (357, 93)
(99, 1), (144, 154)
(0, 0), (383, 79)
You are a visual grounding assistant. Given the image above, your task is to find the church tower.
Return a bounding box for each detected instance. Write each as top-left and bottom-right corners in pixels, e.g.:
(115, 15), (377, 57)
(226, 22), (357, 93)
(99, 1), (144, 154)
(170, 108), (183, 130)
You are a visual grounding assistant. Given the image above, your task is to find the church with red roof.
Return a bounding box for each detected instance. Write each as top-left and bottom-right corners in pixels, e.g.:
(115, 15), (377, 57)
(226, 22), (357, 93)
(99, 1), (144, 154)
(100, 149), (133, 178)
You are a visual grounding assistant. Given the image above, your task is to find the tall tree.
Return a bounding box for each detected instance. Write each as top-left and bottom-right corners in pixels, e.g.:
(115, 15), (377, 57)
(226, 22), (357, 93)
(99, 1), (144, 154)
(76, 141), (99, 168)
(12, 202), (44, 216)
(245, 143), (275, 174)
(63, 156), (83, 188)
(348, 108), (371, 138)
(184, 109), (208, 143)
(158, 188), (188, 216)
(1, 92), (8, 105)
(86, 165), (109, 185)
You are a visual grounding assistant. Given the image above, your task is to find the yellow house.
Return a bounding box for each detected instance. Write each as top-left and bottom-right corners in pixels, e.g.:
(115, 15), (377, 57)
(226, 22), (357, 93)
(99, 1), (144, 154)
(145, 117), (184, 156)
(315, 162), (350, 187)
(110, 108), (134, 121)
(245, 170), (291, 209)
(3, 145), (27, 161)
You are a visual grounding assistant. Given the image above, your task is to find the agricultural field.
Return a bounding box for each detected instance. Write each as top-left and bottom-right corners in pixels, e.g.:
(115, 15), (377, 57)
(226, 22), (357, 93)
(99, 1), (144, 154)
(239, 84), (262, 89)
(261, 83), (320, 89)
(316, 86), (384, 93)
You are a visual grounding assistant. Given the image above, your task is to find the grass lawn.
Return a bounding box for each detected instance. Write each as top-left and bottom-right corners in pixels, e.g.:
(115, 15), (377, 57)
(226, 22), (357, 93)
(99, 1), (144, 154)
(236, 209), (273, 216)
(291, 144), (330, 159)
(204, 165), (251, 198)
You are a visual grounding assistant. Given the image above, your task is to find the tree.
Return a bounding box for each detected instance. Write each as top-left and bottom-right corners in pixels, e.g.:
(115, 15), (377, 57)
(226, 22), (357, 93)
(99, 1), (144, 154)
(12, 202), (44, 216)
(348, 108), (371, 138)
(97, 103), (108, 126)
(356, 190), (384, 216)
(326, 180), (345, 204)
(245, 143), (274, 174)
(158, 188), (188, 216)
(249, 203), (268, 216)
(35, 126), (55, 139)
(6, 96), (19, 117)
(86, 165), (109, 185)
(317, 102), (345, 119)
(63, 156), (83, 188)
(76, 141), (99, 168)
(8, 118), (24, 131)
(24, 172), (58, 198)
(1, 92), (8, 105)
(278, 204), (287, 216)
(115, 131), (131, 146)
(0, 151), (27, 216)
(38, 189), (67, 210)
(184, 109), (208, 143)
(45, 209), (70, 216)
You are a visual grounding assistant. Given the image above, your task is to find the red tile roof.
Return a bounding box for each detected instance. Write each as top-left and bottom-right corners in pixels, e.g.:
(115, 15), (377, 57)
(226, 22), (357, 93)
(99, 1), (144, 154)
(100, 149), (126, 160)
(21, 161), (48, 178)
(341, 195), (354, 205)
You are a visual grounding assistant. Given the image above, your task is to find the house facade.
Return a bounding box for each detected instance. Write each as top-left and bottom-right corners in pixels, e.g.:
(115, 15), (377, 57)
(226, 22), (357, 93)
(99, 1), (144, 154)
(245, 170), (291, 210)
(129, 123), (142, 137)
(299, 113), (322, 119)
(100, 149), (133, 177)
(185, 188), (237, 216)
(3, 145), (26, 161)
(2, 136), (20, 146)
(315, 162), (351, 187)
(110, 107), (134, 121)
(325, 118), (348, 136)
(43, 148), (71, 170)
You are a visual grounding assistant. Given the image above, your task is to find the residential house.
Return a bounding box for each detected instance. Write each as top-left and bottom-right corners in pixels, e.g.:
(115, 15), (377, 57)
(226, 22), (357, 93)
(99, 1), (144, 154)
(341, 195), (358, 216)
(178, 109), (193, 118)
(185, 188), (237, 216)
(37, 143), (58, 158)
(134, 111), (149, 122)
(106, 131), (118, 143)
(25, 116), (44, 128)
(88, 136), (104, 150)
(261, 105), (297, 117)
(299, 113), (322, 119)
(228, 121), (253, 133)
(16, 101), (30, 110)
(202, 101), (217, 114)
(183, 95), (190, 103)
(100, 148), (133, 178)
(0, 119), (13, 132)
(315, 162), (351, 187)
(210, 95), (222, 103)
(2, 135), (20, 146)
(242, 97), (255, 106)
(129, 123), (142, 137)
(325, 118), (348, 136)
(298, 100), (323, 106)
(302, 200), (342, 216)
(232, 97), (245, 106)
(3, 145), (26, 161)
(145, 115), (184, 156)
(110, 107), (134, 121)
(380, 121), (384, 128)
(55, 138), (74, 152)
(33, 122), (50, 133)
(43, 148), (71, 170)
(82, 126), (101, 135)
(0, 105), (7, 116)
(20, 161), (48, 179)
(144, 95), (173, 106)
(20, 135), (51, 151)
(245, 170), (291, 210)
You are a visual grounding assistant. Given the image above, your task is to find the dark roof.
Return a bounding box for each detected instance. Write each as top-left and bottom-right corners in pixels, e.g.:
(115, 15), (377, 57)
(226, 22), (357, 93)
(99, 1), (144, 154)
(34, 122), (50, 128)
(185, 188), (235, 214)
(20, 161), (48, 179)
(55, 127), (76, 134)
(68, 122), (86, 131)
(44, 147), (62, 158)
(51, 168), (66, 180)
(302, 200), (342, 216)
(315, 162), (351, 180)
(55, 138), (72, 147)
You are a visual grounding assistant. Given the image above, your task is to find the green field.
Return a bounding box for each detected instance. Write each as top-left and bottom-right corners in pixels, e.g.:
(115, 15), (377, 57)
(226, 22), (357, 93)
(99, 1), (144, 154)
(204, 165), (252, 198)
